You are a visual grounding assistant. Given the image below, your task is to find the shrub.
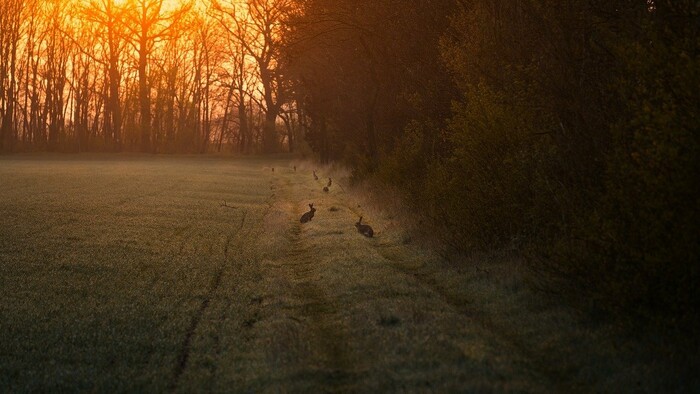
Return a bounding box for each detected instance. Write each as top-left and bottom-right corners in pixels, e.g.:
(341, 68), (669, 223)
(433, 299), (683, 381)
(539, 13), (700, 331)
(423, 82), (561, 250)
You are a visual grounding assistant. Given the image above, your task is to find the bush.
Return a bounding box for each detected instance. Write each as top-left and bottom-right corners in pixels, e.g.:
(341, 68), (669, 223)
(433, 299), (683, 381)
(539, 14), (700, 331)
(422, 82), (561, 250)
(376, 120), (432, 196)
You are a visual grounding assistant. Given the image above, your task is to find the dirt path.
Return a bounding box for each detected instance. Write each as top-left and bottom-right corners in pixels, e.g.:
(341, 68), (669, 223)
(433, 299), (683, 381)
(168, 164), (559, 392)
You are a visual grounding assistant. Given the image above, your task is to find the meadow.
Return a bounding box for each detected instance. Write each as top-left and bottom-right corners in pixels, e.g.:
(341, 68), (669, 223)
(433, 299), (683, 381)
(0, 155), (690, 392)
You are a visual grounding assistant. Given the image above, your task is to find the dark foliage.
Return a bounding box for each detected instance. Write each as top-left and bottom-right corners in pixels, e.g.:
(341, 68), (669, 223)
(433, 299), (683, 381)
(287, 0), (700, 335)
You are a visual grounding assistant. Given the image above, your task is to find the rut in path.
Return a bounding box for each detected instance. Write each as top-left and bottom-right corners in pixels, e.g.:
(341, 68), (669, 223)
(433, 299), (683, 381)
(168, 269), (224, 392)
(167, 208), (252, 392)
(241, 175), (358, 390)
(288, 222), (353, 384)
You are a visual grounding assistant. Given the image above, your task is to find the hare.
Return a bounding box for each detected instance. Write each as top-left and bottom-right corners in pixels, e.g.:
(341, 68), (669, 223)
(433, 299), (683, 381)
(322, 177), (332, 192)
(355, 216), (374, 238)
(300, 203), (316, 223)
(313, 170), (319, 181)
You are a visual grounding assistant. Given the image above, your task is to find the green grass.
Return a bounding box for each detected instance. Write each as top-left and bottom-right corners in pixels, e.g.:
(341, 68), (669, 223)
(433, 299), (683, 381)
(0, 155), (274, 391)
(0, 155), (692, 392)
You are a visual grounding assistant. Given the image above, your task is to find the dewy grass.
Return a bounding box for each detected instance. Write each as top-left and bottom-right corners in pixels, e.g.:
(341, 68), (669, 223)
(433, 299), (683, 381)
(0, 155), (691, 392)
(0, 156), (271, 392)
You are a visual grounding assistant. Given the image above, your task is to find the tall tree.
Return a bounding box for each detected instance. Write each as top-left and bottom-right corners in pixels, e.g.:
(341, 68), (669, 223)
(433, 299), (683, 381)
(83, 0), (128, 150)
(286, 0), (457, 164)
(44, 0), (72, 150)
(212, 0), (293, 153)
(211, 4), (257, 153)
(123, 0), (191, 152)
(0, 0), (26, 150)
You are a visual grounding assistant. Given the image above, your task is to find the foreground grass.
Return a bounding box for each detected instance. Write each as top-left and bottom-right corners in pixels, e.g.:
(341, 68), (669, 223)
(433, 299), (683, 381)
(0, 155), (693, 392)
(0, 155), (275, 391)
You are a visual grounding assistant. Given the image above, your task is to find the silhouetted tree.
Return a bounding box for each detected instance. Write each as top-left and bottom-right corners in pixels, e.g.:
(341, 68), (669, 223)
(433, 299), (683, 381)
(212, 0), (294, 153)
(123, 0), (191, 152)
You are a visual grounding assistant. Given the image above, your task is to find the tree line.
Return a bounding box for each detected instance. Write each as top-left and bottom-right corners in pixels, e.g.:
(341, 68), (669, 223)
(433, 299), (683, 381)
(0, 0), (302, 153)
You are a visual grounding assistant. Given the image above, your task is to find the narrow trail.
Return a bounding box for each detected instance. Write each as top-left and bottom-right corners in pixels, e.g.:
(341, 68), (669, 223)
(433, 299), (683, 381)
(258, 164), (571, 391)
(156, 160), (566, 392)
(204, 166), (545, 391)
(282, 203), (354, 386)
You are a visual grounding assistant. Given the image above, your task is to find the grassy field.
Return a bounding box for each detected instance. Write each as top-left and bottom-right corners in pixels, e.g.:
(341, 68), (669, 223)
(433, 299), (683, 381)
(0, 155), (691, 392)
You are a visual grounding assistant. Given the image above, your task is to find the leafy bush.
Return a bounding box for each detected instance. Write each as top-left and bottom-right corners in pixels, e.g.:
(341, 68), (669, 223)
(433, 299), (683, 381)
(544, 21), (700, 328)
(376, 120), (432, 195)
(422, 81), (562, 250)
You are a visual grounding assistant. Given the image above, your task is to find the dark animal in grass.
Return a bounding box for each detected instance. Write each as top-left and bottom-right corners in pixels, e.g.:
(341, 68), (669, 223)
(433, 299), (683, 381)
(294, 165), (296, 172)
(355, 216), (374, 237)
(300, 204), (316, 223)
(313, 170), (318, 180)
(327, 177), (332, 187)
(272, 167), (275, 172)
(323, 186), (329, 192)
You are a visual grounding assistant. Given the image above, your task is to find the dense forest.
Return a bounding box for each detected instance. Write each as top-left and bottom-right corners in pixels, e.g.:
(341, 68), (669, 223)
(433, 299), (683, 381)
(1, 0), (698, 333)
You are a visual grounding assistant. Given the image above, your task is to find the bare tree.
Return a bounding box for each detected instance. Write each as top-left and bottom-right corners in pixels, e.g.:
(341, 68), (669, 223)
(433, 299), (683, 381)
(0, 0), (26, 150)
(44, 0), (72, 150)
(212, 10), (258, 153)
(212, 0), (293, 153)
(82, 0), (128, 150)
(123, 0), (191, 152)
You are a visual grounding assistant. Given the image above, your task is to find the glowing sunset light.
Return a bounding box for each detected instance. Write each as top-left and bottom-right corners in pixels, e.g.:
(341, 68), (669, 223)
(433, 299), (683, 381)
(1, 0), (281, 153)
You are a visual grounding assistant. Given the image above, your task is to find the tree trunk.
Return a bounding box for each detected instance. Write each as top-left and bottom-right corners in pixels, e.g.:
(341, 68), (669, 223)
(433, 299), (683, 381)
(237, 89), (249, 153)
(365, 86), (379, 166)
(109, 31), (121, 151)
(259, 68), (279, 153)
(1, 8), (20, 151)
(218, 83), (234, 152)
(139, 33), (151, 152)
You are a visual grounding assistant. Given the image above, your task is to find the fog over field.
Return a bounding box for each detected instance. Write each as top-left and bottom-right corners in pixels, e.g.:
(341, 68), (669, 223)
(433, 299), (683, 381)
(0, 156), (692, 392)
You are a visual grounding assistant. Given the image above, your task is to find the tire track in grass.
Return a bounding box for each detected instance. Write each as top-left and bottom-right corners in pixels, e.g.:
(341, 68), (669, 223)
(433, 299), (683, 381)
(370, 239), (571, 390)
(168, 205), (246, 392)
(260, 177), (355, 389)
(169, 268), (224, 392)
(167, 206), (252, 392)
(288, 219), (353, 385)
